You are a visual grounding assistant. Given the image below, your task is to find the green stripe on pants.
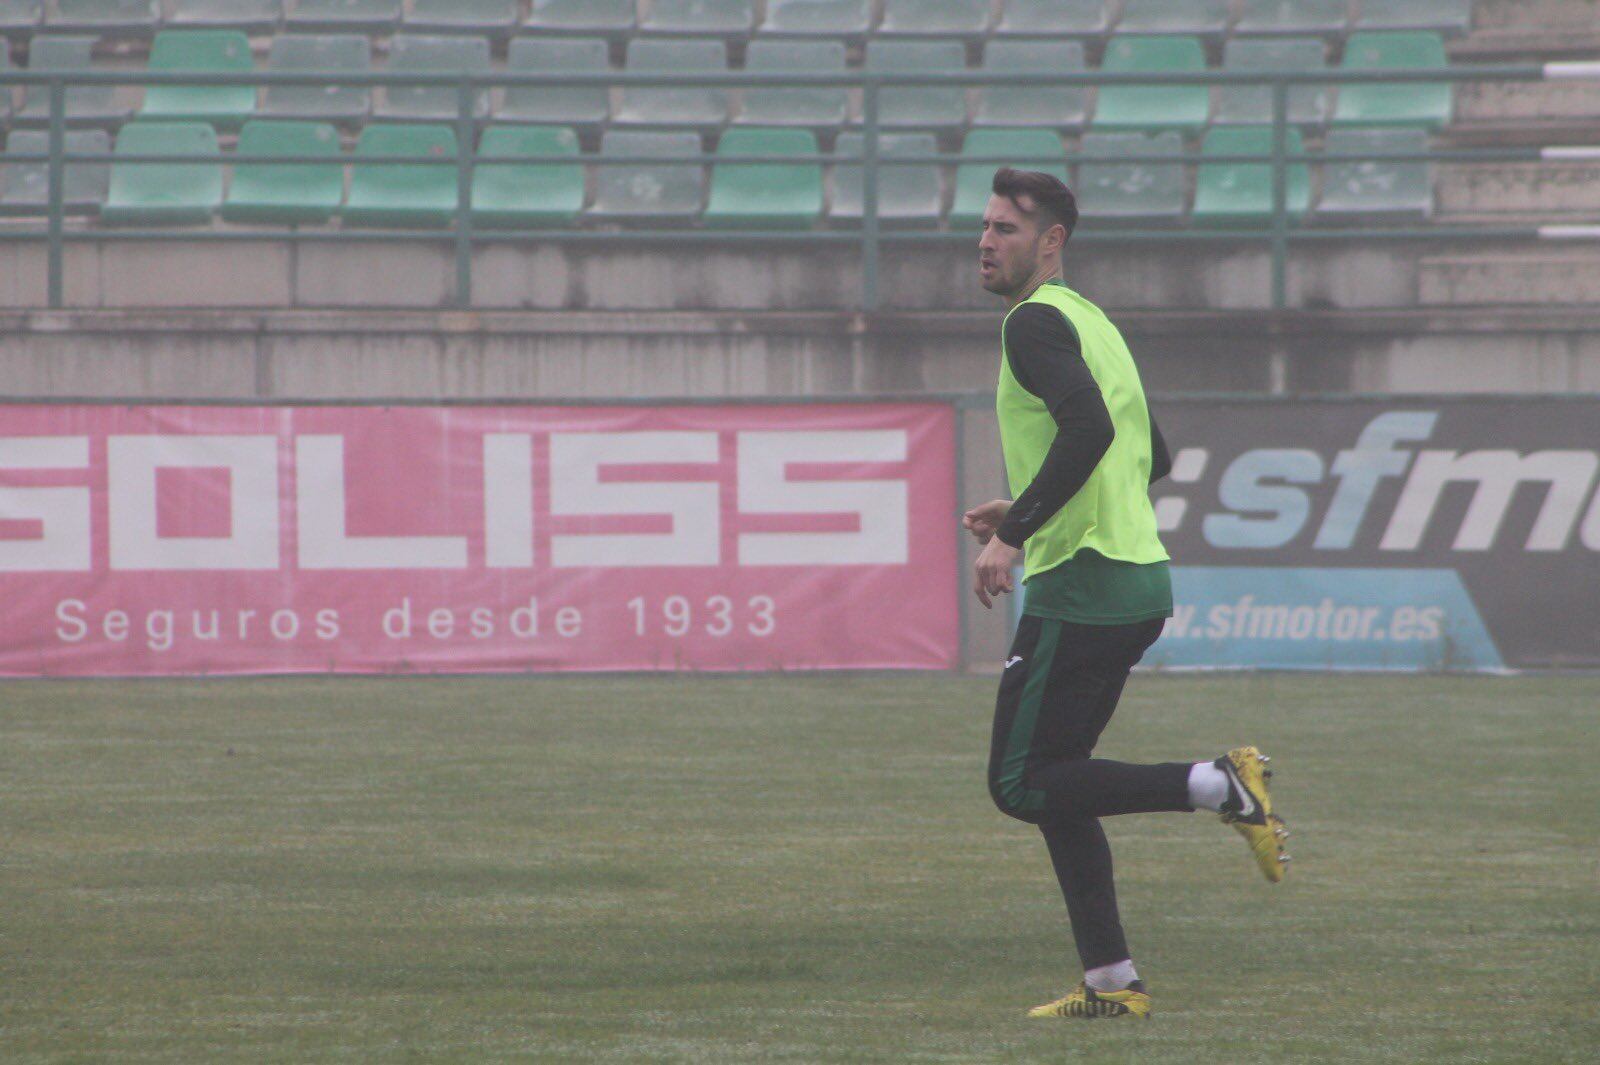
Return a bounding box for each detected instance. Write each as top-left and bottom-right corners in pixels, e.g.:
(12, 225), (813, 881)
(997, 617), (1060, 815)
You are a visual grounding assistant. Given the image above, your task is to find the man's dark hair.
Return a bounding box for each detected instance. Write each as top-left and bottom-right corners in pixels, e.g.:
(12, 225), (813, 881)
(992, 167), (1078, 243)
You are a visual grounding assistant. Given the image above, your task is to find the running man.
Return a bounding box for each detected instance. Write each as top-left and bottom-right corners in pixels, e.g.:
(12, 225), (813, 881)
(965, 168), (1291, 1020)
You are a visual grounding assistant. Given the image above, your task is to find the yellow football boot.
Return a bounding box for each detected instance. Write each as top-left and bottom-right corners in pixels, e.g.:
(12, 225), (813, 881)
(1217, 746), (1291, 883)
(1027, 981), (1152, 1020)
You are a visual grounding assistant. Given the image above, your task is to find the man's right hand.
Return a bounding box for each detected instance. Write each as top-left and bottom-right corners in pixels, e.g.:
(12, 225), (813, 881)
(962, 499), (1013, 545)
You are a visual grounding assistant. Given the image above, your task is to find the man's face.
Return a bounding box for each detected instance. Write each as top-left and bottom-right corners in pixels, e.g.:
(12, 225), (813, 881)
(978, 193), (1047, 298)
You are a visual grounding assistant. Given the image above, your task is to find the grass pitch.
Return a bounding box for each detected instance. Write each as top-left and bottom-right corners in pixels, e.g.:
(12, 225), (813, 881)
(3, 672), (1597, 1063)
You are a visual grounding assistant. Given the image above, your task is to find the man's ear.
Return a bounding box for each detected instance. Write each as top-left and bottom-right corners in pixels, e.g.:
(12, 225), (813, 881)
(1045, 222), (1066, 255)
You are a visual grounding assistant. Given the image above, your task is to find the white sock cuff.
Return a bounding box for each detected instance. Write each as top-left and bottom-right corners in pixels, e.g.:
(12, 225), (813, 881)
(1187, 760), (1229, 813)
(1084, 958), (1139, 992)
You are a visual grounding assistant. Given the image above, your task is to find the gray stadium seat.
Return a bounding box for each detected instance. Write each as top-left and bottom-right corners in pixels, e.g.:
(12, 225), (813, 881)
(829, 131), (941, 226)
(614, 38), (729, 128)
(523, 0), (635, 34)
(974, 39), (1090, 131)
(285, 0), (400, 34)
(877, 0), (990, 37)
(994, 0), (1110, 39)
(588, 129), (706, 223)
(18, 35), (128, 126)
(863, 40), (967, 130)
(640, 0), (755, 36)
(0, 129), (110, 215)
(498, 36), (610, 129)
(1214, 37), (1329, 128)
(377, 34), (491, 122)
(1117, 0), (1230, 38)
(736, 39), (848, 130)
(1312, 127), (1432, 224)
(759, 0), (870, 37)
(168, 0), (284, 33)
(1234, 0), (1349, 38)
(1354, 0), (1472, 37)
(46, 0), (157, 33)
(404, 0), (518, 35)
(260, 34), (371, 124)
(0, 0), (44, 35)
(1074, 130), (1187, 227)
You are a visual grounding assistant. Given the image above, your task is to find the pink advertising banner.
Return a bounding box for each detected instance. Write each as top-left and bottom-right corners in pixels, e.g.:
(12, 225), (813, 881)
(0, 403), (958, 676)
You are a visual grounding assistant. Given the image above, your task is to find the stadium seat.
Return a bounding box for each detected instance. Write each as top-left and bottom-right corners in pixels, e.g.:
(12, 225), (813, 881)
(1234, 0), (1349, 38)
(221, 118), (342, 224)
(100, 121), (223, 225)
(471, 124), (583, 227)
(46, 0), (156, 33)
(736, 39), (849, 130)
(1191, 125), (1310, 227)
(1332, 31), (1452, 129)
(0, 42), (11, 125)
(1213, 37), (1329, 127)
(1354, 0), (1472, 37)
(0, 129), (110, 215)
(343, 122), (460, 227)
(993, 0), (1110, 39)
(974, 40), (1090, 131)
(260, 34), (370, 124)
(759, 0), (870, 37)
(1074, 130), (1187, 227)
(285, 0), (400, 34)
(0, 0), (45, 34)
(614, 38), (729, 127)
(1093, 35), (1209, 134)
(168, 0), (283, 33)
(404, 0), (518, 35)
(640, 0), (755, 36)
(1312, 127), (1432, 224)
(863, 40), (967, 130)
(703, 126), (822, 228)
(498, 36), (610, 129)
(523, 0), (635, 35)
(18, 35), (128, 126)
(829, 131), (941, 226)
(877, 0), (990, 37)
(377, 34), (491, 122)
(138, 30), (257, 130)
(1117, 0), (1229, 38)
(588, 129), (705, 223)
(948, 128), (1065, 227)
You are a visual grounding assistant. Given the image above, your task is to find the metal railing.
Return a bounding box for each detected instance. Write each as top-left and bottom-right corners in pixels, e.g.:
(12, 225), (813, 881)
(3, 60), (1600, 311)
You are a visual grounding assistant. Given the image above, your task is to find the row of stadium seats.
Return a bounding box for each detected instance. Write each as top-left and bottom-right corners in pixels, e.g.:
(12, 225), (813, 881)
(0, 120), (1433, 227)
(0, 30), (1455, 131)
(0, 1), (1478, 41)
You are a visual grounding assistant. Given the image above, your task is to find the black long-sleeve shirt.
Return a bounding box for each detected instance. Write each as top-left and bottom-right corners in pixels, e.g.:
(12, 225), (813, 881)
(994, 303), (1171, 549)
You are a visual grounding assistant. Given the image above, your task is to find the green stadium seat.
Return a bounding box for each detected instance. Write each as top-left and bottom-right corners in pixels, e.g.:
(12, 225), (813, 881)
(1191, 125), (1310, 227)
(260, 34), (370, 124)
(168, 0), (283, 33)
(46, 0), (157, 33)
(614, 38), (729, 127)
(736, 39), (848, 130)
(343, 122), (459, 227)
(101, 121), (223, 224)
(703, 126), (821, 228)
(377, 34), (491, 122)
(1235, 0), (1349, 38)
(1214, 37), (1329, 127)
(1075, 131), (1186, 227)
(221, 119), (342, 224)
(587, 129), (704, 222)
(0, 129), (110, 215)
(1332, 31), (1451, 129)
(138, 30), (257, 129)
(1354, 0), (1472, 37)
(498, 36), (610, 129)
(948, 128), (1065, 228)
(1117, 0), (1229, 38)
(19, 35), (128, 126)
(877, 0), (990, 37)
(759, 0), (869, 37)
(471, 124), (583, 227)
(1093, 35), (1210, 134)
(864, 40), (967, 130)
(405, 0), (518, 34)
(285, 0), (400, 34)
(523, 0), (635, 34)
(994, 0), (1109, 39)
(641, 0), (755, 36)
(0, 0), (45, 34)
(828, 131), (941, 227)
(974, 40), (1090, 131)
(1312, 127), (1432, 224)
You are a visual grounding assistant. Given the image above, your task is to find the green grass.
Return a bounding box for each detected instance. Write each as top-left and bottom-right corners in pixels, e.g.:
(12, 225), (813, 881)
(2, 674), (1597, 1063)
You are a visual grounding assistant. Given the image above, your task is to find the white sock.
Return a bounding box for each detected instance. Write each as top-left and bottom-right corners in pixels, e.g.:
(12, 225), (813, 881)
(1084, 958), (1139, 993)
(1187, 760), (1229, 812)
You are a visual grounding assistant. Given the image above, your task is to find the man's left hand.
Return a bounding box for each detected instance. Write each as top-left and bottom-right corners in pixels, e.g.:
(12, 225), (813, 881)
(973, 536), (1021, 610)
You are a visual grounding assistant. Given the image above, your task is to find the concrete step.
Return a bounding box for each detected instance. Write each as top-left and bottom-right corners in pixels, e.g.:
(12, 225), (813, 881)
(1473, 0), (1600, 32)
(1419, 248), (1600, 306)
(1435, 161), (1600, 220)
(1447, 80), (1600, 146)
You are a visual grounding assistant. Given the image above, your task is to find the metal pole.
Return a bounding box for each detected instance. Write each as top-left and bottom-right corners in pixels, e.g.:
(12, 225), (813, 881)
(1269, 80), (1289, 314)
(454, 78), (474, 308)
(952, 401), (968, 672)
(862, 81), (881, 313)
(46, 78), (66, 309)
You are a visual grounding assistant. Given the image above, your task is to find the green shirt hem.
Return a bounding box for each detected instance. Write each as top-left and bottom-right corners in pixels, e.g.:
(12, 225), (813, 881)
(1021, 551), (1174, 627)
